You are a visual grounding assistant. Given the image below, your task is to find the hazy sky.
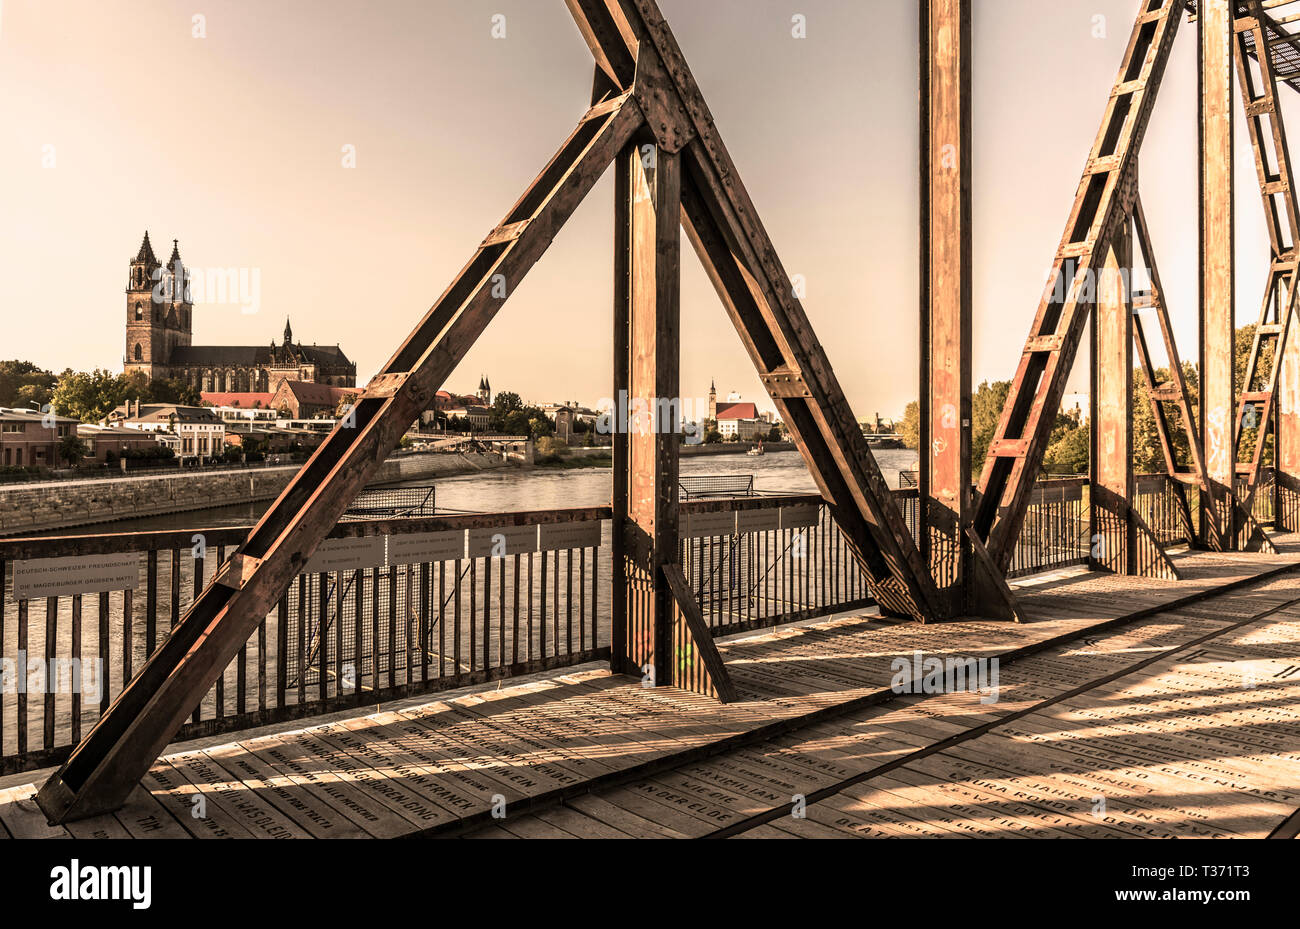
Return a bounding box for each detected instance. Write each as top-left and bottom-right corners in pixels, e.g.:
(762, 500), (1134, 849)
(1, 0), (1296, 419)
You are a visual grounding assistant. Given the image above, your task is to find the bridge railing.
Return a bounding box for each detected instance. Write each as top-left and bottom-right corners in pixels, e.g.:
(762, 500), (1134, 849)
(0, 475), (1221, 775)
(678, 495), (871, 636)
(0, 507), (608, 776)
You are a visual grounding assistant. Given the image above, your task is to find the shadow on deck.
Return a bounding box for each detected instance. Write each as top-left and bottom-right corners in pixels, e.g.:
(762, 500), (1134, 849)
(2, 537), (1298, 838)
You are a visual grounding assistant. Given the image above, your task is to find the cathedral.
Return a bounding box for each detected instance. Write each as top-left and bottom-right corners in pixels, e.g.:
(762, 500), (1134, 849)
(123, 231), (357, 393)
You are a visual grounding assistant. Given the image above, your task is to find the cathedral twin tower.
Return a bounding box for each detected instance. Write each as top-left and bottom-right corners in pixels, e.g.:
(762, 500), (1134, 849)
(123, 231), (356, 394)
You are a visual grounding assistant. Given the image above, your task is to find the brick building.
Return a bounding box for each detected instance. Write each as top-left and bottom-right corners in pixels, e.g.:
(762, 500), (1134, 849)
(0, 408), (80, 469)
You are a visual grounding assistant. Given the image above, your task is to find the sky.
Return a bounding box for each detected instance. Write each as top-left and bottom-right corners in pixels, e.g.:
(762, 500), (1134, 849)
(1, 0), (1296, 420)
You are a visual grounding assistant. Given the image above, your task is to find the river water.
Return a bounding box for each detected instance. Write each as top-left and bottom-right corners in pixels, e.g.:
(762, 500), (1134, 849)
(90, 448), (919, 533)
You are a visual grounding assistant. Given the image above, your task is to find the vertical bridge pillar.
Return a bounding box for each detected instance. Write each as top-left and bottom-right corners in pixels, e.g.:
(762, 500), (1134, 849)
(919, 0), (971, 612)
(921, 0), (1018, 616)
(611, 142), (735, 699)
(1200, 0), (1237, 549)
(1090, 221), (1176, 578)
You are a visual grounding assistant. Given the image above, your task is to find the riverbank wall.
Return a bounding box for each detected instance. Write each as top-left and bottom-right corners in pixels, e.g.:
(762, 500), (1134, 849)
(0, 451), (507, 536)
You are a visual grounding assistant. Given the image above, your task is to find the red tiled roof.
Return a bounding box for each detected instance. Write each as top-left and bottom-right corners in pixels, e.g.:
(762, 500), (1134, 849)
(715, 402), (758, 421)
(202, 392), (275, 409)
(276, 381), (361, 405)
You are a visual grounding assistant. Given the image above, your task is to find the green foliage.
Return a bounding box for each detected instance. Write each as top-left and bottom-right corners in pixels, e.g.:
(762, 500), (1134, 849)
(50, 369), (201, 423)
(58, 434), (88, 465)
(704, 427), (722, 444)
(51, 368), (126, 422)
(535, 435), (567, 462)
(900, 380), (1009, 466)
(1042, 409), (1088, 474)
(972, 380), (1012, 466)
(0, 360), (56, 409)
(121, 445), (174, 461)
(900, 401), (919, 450)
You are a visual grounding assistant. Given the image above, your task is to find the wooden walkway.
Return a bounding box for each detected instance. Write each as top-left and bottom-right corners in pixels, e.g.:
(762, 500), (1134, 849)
(3, 540), (1300, 839)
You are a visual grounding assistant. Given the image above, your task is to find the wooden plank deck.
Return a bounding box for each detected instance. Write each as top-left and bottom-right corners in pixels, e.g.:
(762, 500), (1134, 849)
(3, 539), (1299, 839)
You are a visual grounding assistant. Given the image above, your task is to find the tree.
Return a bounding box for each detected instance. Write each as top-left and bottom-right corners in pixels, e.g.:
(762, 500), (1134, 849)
(899, 379), (1010, 465)
(51, 369), (129, 423)
(488, 391), (524, 431)
(503, 409), (531, 436)
(972, 380), (1012, 466)
(900, 401), (919, 450)
(0, 360), (57, 409)
(58, 434), (88, 466)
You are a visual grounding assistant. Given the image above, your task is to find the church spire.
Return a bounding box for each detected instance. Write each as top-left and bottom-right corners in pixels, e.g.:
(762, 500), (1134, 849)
(284, 317), (293, 346)
(169, 238), (182, 264)
(136, 230), (157, 264)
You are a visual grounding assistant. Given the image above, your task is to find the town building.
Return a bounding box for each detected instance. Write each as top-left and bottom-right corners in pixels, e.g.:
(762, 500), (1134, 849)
(268, 380), (361, 419)
(106, 401), (226, 463)
(209, 404), (279, 425)
(76, 424), (164, 464)
(714, 400), (764, 440)
(442, 405), (491, 430)
(0, 408), (79, 469)
(122, 232), (357, 392)
(420, 381), (494, 431)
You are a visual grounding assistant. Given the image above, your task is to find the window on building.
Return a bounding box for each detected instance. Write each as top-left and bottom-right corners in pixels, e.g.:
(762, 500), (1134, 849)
(134, 343), (143, 362)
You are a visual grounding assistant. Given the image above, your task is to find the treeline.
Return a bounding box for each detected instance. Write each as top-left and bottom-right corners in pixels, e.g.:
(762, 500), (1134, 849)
(898, 325), (1270, 476)
(0, 361), (201, 422)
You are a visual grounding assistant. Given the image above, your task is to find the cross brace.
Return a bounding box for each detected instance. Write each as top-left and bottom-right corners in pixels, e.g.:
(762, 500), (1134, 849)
(37, 0), (940, 823)
(975, 0), (1186, 571)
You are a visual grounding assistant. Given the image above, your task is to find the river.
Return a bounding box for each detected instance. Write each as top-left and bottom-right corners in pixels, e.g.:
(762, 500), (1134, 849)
(84, 447), (919, 533)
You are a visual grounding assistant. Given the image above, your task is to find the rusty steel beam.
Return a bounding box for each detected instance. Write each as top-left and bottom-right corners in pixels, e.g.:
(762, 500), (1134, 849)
(1199, 0), (1239, 549)
(975, 0), (1185, 572)
(1233, 0), (1300, 541)
(36, 95), (645, 825)
(611, 141), (734, 697)
(41, 0), (941, 823)
(1091, 219), (1179, 578)
(575, 0), (946, 620)
(1130, 193), (1206, 544)
(919, 0), (983, 613)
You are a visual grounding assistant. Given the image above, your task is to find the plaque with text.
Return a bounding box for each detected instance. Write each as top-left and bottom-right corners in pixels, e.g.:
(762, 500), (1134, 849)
(304, 536), (386, 574)
(467, 524), (538, 557)
(736, 508), (780, 532)
(388, 530), (466, 565)
(538, 521), (602, 551)
(681, 511), (737, 538)
(12, 553), (142, 599)
(780, 505), (820, 529)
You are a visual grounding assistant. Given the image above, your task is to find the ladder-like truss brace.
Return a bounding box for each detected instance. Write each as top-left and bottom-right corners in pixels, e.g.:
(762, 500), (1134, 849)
(36, 0), (941, 824)
(975, 0), (1189, 572)
(1232, 0), (1300, 536)
(976, 0), (1282, 568)
(1130, 193), (1208, 547)
(1092, 206), (1181, 579)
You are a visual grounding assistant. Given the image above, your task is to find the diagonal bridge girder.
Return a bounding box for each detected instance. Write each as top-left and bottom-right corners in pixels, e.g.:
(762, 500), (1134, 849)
(37, 0), (942, 824)
(568, 0), (944, 619)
